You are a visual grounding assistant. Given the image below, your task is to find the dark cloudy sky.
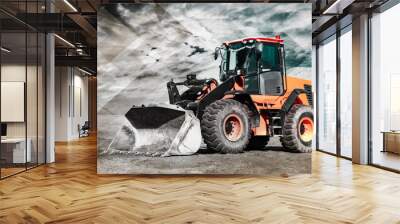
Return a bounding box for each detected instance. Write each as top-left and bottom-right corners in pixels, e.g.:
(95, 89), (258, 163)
(97, 3), (311, 150)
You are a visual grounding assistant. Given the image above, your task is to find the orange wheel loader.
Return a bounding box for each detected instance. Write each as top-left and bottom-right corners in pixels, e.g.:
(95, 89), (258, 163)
(125, 36), (313, 155)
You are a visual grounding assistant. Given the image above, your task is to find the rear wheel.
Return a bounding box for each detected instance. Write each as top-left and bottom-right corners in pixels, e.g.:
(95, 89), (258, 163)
(280, 105), (314, 153)
(201, 99), (251, 153)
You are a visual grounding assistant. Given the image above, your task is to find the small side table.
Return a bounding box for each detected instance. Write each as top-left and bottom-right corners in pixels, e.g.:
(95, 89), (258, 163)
(1, 138), (32, 164)
(382, 131), (400, 154)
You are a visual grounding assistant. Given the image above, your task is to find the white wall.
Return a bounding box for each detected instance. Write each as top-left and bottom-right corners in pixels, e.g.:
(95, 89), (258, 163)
(55, 67), (89, 141)
(71, 73), (89, 138)
(55, 66), (69, 141)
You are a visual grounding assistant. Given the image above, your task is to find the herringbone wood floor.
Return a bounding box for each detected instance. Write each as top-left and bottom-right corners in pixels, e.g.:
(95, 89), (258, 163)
(1, 135), (400, 224)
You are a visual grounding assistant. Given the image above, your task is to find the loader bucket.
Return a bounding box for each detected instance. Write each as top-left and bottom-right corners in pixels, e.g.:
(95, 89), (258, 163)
(125, 105), (186, 129)
(124, 104), (202, 157)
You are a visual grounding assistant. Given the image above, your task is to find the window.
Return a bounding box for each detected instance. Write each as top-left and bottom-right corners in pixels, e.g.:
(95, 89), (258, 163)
(339, 27), (352, 158)
(0, 2), (47, 179)
(261, 44), (280, 72)
(312, 45), (317, 150)
(228, 50), (237, 72)
(317, 35), (337, 154)
(245, 50), (257, 74)
(370, 4), (400, 171)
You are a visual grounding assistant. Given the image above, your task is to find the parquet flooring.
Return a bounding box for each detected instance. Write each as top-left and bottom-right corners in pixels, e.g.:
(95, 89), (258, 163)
(1, 135), (400, 223)
(0, 167), (26, 178)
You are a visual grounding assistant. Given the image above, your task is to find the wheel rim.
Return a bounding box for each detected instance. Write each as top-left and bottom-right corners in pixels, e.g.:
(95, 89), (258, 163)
(223, 114), (243, 142)
(298, 117), (313, 143)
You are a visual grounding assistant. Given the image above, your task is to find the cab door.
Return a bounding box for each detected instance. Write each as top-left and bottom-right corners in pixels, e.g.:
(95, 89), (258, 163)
(258, 43), (285, 96)
(243, 49), (259, 94)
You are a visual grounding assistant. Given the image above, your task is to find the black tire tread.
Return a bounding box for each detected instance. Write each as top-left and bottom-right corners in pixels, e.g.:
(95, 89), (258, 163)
(280, 104), (313, 153)
(201, 99), (251, 153)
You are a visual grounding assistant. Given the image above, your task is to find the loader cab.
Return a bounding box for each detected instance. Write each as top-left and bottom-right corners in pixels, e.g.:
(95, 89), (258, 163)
(216, 37), (286, 96)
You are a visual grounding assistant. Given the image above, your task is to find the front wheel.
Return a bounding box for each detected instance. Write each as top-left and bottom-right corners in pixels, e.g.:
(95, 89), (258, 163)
(201, 99), (251, 153)
(280, 105), (314, 153)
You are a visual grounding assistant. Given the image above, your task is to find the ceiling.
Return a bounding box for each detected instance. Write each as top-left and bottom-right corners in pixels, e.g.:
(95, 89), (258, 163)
(0, 0), (393, 74)
(311, 0), (390, 43)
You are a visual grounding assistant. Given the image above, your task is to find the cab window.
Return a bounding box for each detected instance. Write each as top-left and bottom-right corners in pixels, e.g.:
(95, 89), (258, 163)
(261, 44), (280, 72)
(245, 50), (257, 74)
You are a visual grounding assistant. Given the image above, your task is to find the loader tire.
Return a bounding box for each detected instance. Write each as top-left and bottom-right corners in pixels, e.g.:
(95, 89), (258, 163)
(280, 105), (314, 153)
(201, 99), (251, 154)
(247, 136), (270, 150)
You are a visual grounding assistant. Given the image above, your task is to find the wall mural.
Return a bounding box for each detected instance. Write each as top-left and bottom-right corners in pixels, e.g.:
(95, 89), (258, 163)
(97, 3), (313, 175)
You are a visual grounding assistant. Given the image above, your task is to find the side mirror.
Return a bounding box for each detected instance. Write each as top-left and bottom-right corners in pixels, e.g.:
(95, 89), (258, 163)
(187, 73), (196, 80)
(214, 47), (219, 60)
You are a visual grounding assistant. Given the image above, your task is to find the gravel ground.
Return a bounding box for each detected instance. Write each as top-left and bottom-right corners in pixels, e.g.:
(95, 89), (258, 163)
(98, 137), (311, 176)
